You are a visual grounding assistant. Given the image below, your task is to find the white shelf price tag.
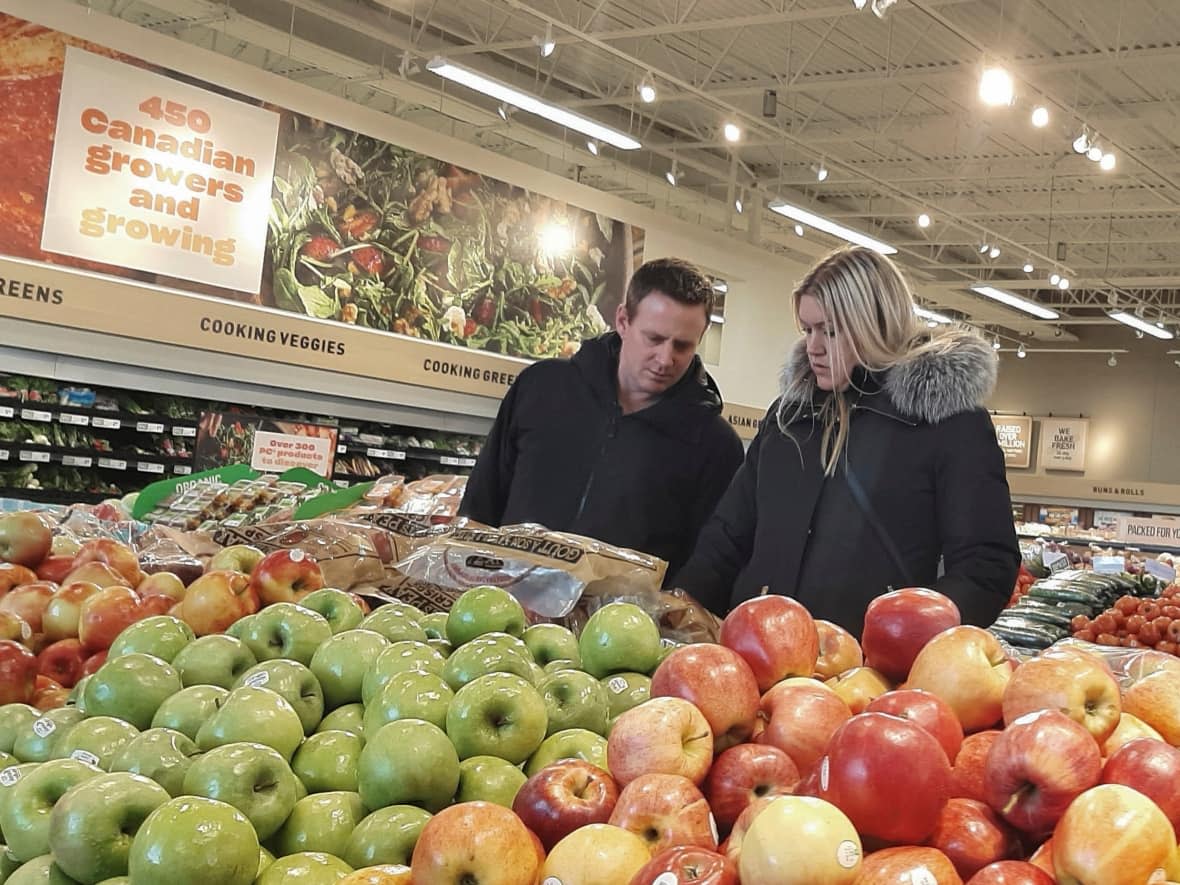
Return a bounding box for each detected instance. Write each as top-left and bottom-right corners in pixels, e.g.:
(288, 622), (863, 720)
(366, 448), (406, 461)
(98, 458), (127, 471)
(137, 462), (165, 474)
(0, 406), (13, 418)
(92, 416), (121, 430)
(20, 409), (52, 422)
(59, 413), (90, 426)
(440, 456), (476, 467)
(62, 455), (93, 468)
(0, 449), (8, 461)
(172, 426), (197, 438)
(19, 450), (50, 463)
(136, 421), (165, 434)
(174, 465), (192, 475)
(337, 444), (347, 454)
(333, 479), (349, 488)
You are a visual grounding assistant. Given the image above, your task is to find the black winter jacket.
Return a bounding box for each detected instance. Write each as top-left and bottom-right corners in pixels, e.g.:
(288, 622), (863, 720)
(459, 333), (745, 577)
(673, 329), (1020, 637)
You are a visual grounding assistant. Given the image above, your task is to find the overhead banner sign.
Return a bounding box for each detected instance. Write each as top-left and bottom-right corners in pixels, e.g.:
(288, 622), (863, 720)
(1116, 515), (1180, 550)
(991, 415), (1032, 468)
(1039, 417), (1088, 472)
(42, 47), (279, 293)
(722, 402), (768, 442)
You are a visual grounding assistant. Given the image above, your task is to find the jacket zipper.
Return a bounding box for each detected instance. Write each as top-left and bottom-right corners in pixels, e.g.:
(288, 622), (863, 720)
(573, 406), (620, 524)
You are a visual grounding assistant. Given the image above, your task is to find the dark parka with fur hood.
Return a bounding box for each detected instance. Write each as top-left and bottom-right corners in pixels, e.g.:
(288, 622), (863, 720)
(673, 327), (1020, 637)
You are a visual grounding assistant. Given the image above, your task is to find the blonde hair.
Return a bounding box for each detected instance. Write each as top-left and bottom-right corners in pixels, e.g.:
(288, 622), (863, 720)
(777, 246), (930, 475)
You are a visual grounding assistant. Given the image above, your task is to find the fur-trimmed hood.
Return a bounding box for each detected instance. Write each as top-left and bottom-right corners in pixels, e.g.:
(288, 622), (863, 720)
(779, 326), (998, 425)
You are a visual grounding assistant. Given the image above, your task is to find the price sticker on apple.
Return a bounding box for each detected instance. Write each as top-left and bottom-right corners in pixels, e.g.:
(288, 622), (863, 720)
(819, 755), (830, 791)
(136, 421), (165, 433)
(172, 426), (197, 437)
(70, 749), (100, 767)
(606, 676), (628, 694)
(59, 412), (89, 426)
(0, 767), (22, 787)
(244, 670), (270, 689)
(836, 840), (861, 870)
(32, 718), (56, 738)
(92, 416), (121, 430)
(62, 455), (93, 468)
(19, 450), (50, 463)
(20, 408), (52, 422)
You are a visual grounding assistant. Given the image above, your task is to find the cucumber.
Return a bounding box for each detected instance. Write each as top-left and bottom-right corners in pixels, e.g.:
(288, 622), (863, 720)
(1008, 603), (1074, 630)
(1027, 584), (1104, 607)
(994, 615), (1068, 639)
(989, 623), (1055, 649)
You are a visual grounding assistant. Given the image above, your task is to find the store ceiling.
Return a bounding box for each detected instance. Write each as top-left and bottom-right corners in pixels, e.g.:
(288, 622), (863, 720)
(72, 0), (1180, 346)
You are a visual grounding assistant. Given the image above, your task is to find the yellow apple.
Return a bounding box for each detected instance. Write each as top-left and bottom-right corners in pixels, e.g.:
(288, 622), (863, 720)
(540, 824), (651, 885)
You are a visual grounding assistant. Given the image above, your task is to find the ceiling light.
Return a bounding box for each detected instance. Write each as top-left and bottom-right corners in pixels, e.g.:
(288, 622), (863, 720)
(989, 246), (1001, 259)
(1100, 152), (1117, 171)
(993, 336), (1002, 350)
(1157, 319), (1167, 329)
(979, 243), (990, 254)
(1058, 277), (1070, 290)
(537, 24), (555, 57)
(1017, 343), (1027, 359)
(496, 103), (511, 122)
(1023, 262), (1035, 273)
(734, 194), (744, 214)
(1107, 353), (1118, 367)
(1031, 106), (1050, 128)
(871, 0), (897, 17)
(665, 162), (680, 186)
(970, 284), (1061, 320)
(723, 122), (742, 143)
(1087, 145), (1103, 162)
(979, 66), (1015, 107)
(586, 139), (599, 156)
(917, 213), (931, 228)
(914, 306), (953, 324)
(853, 0), (868, 8)
(428, 58), (641, 150)
(768, 200), (898, 254)
(1108, 310), (1175, 339)
(1073, 131), (1091, 154)
(638, 73), (657, 104)
(816, 163), (829, 182)
(794, 224), (805, 237)
(1050, 272), (1060, 285)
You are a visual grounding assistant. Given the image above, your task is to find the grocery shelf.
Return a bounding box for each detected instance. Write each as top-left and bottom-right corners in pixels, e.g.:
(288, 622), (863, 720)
(1017, 530), (1179, 555)
(336, 442), (477, 468)
(0, 397), (198, 435)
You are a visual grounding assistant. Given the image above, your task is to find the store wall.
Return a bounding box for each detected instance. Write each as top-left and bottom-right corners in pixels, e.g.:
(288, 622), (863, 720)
(990, 341), (1180, 484)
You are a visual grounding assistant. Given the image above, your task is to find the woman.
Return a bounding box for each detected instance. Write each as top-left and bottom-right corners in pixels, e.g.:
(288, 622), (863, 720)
(674, 246), (1020, 637)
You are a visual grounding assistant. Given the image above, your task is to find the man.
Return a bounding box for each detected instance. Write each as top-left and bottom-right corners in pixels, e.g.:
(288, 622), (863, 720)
(460, 257), (745, 577)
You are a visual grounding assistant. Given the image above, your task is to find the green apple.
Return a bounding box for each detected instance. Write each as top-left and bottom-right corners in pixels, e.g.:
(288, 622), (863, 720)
(445, 586), (526, 646)
(358, 605), (426, 645)
(268, 791), (364, 858)
(363, 670), (453, 736)
(309, 629), (389, 710)
(0, 749), (12, 769)
(543, 659), (579, 674)
(522, 624), (581, 669)
(360, 642), (446, 705)
(94, 877), (128, 884)
(5, 855), (78, 884)
(446, 673), (548, 765)
(357, 721), (458, 813)
(54, 717), (139, 770)
(150, 685), (227, 742)
(426, 637), (453, 658)
(525, 728), (609, 777)
(315, 704), (364, 739)
(109, 728), (198, 797)
(195, 686), (305, 761)
(343, 806), (430, 869)
(291, 731), (362, 794)
(0, 849), (22, 881)
(0, 706), (40, 755)
(128, 797), (259, 885)
(602, 672), (652, 719)
(0, 763), (41, 835)
(441, 636), (534, 692)
(240, 604), (332, 667)
(208, 544), (265, 575)
(12, 708), (84, 763)
(171, 635), (256, 689)
(455, 755), (527, 807)
(106, 617), (194, 663)
(256, 846), (275, 879)
(233, 660), (324, 735)
(225, 615), (255, 641)
(255, 852), (352, 884)
(578, 602), (662, 679)
(182, 741), (299, 842)
(47, 771), (169, 882)
(299, 589), (366, 635)
(538, 669), (609, 736)
(0, 758), (100, 863)
(82, 654), (182, 731)
(658, 637), (682, 663)
(480, 631), (532, 659)
(68, 677), (90, 714)
(419, 612), (448, 641)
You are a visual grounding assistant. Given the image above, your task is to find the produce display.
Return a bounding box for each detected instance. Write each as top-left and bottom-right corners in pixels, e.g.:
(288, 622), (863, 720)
(0, 509), (1178, 885)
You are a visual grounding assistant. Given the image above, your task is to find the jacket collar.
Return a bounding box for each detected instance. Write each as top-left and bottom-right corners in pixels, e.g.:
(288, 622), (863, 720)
(778, 326), (998, 425)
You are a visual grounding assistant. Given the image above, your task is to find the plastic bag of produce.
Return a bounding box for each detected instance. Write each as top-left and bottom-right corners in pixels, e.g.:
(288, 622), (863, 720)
(207, 519), (387, 589)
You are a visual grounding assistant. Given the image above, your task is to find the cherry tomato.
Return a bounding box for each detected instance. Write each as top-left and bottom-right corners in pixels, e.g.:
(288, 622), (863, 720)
(301, 235), (337, 262)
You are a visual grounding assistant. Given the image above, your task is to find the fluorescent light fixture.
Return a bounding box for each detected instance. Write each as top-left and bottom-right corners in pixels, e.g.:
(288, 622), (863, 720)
(638, 74), (657, 104)
(1031, 106), (1050, 127)
(1100, 152), (1117, 171)
(1023, 262), (1034, 273)
(1108, 310), (1175, 339)
(917, 212), (931, 228)
(970, 284), (1060, 320)
(723, 122), (742, 142)
(979, 66), (1015, 106)
(427, 57), (642, 150)
(914, 306), (953, 324)
(768, 200), (897, 254)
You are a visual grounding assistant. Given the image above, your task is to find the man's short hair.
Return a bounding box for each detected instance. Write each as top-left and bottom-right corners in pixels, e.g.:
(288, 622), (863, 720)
(623, 257), (715, 319)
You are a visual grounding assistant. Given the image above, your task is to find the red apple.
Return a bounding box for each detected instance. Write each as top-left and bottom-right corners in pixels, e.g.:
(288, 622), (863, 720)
(136, 571), (187, 602)
(824, 667), (892, 714)
(36, 556), (76, 585)
(720, 795), (783, 866)
(42, 581), (103, 641)
(178, 570), (259, 636)
(1001, 651), (1121, 745)
(815, 619), (863, 679)
(1101, 737), (1180, 838)
(1026, 838), (1054, 879)
(0, 582), (56, 633)
(0, 638), (38, 704)
(866, 688), (964, 764)
(756, 677), (852, 772)
(36, 638), (87, 688)
(719, 595), (819, 692)
(1103, 713), (1164, 757)
(862, 588), (962, 683)
(981, 709), (1102, 837)
(82, 649), (108, 676)
(808, 712), (953, 846)
(927, 798), (1021, 880)
(1053, 784), (1176, 885)
(136, 594), (177, 619)
(0, 562), (39, 595)
(965, 861), (1055, 885)
(248, 549), (324, 605)
(72, 538), (144, 587)
(651, 643), (760, 751)
(906, 626), (1014, 733)
(348, 592), (372, 615)
(77, 586), (143, 652)
(411, 801), (541, 885)
(852, 846), (962, 885)
(609, 772), (718, 855)
(63, 561), (131, 590)
(512, 760), (620, 851)
(33, 685), (70, 711)
(0, 512), (52, 568)
(607, 696), (714, 787)
(0, 610), (31, 644)
(1122, 669), (1180, 746)
(703, 743), (798, 833)
(951, 731), (1002, 803)
(630, 846), (737, 885)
